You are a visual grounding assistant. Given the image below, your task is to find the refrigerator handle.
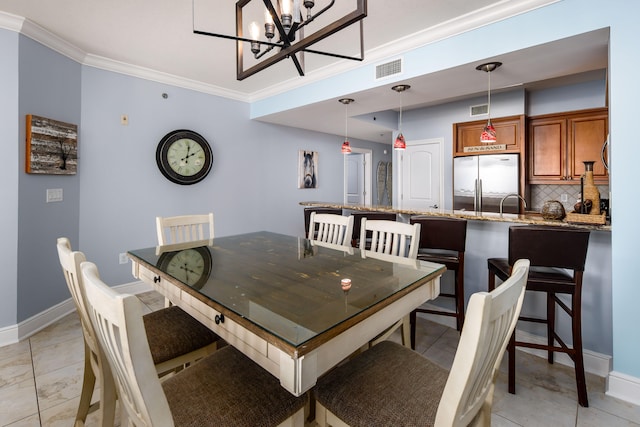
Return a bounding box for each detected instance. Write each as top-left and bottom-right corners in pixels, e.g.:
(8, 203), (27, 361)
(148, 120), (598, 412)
(475, 179), (482, 212)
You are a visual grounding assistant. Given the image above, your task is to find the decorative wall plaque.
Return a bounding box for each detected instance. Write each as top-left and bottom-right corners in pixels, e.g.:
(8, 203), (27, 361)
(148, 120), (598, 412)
(26, 115), (78, 175)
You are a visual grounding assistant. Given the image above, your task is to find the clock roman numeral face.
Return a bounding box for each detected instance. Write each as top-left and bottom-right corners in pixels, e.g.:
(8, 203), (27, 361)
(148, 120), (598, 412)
(156, 130), (213, 185)
(167, 138), (206, 176)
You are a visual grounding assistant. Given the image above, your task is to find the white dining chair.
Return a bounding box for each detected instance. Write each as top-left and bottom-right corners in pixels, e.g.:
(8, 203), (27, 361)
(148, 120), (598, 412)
(360, 218), (420, 260)
(80, 260), (307, 427)
(314, 259), (530, 427)
(156, 213), (214, 245)
(156, 213), (214, 306)
(308, 212), (354, 246)
(57, 238), (220, 427)
(360, 218), (421, 347)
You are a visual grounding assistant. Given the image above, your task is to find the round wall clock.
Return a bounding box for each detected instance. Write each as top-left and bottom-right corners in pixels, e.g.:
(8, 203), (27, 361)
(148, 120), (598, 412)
(156, 129), (213, 185)
(157, 246), (213, 290)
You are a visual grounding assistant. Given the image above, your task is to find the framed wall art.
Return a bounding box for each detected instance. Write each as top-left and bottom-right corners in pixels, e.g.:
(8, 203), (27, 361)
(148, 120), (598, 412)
(298, 150), (318, 189)
(26, 114), (78, 175)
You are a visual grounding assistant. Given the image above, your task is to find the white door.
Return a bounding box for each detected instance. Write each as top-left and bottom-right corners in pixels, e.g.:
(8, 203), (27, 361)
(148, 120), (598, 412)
(344, 149), (372, 205)
(400, 139), (443, 210)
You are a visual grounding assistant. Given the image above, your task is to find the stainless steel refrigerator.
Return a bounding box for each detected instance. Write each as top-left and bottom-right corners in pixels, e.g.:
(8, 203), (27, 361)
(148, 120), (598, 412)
(453, 154), (520, 213)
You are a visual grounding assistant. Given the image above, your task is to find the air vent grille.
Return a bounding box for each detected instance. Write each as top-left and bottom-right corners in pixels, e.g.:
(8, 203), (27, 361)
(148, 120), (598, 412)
(470, 104), (489, 116)
(376, 59), (402, 79)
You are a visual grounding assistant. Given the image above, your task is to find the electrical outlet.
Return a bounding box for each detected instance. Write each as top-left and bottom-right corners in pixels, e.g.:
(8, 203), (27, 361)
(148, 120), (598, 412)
(119, 253), (129, 264)
(561, 193), (568, 202)
(120, 114), (129, 125)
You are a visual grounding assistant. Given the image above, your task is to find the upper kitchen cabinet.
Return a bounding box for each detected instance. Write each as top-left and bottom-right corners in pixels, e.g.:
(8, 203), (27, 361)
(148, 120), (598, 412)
(528, 108), (608, 184)
(453, 115), (525, 156)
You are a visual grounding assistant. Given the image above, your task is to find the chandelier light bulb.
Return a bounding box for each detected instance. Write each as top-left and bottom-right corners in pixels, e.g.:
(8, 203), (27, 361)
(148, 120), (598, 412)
(249, 21), (260, 40)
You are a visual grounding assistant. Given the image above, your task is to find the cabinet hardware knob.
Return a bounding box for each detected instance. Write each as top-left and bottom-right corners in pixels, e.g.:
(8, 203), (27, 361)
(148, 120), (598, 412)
(215, 314), (225, 325)
(154, 276), (161, 283)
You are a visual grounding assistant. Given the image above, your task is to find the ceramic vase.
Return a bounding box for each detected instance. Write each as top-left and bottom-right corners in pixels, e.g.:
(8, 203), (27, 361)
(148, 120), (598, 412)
(582, 161), (600, 215)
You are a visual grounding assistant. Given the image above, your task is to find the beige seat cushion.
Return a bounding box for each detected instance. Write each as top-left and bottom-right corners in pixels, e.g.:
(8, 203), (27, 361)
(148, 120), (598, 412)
(314, 341), (448, 427)
(163, 345), (308, 427)
(143, 306), (219, 366)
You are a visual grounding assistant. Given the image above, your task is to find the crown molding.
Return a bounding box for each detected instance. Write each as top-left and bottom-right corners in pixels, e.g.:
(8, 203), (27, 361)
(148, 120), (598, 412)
(1, 0), (560, 103)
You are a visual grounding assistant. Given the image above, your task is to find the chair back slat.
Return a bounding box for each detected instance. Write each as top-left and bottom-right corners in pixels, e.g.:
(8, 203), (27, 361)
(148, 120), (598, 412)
(81, 262), (175, 427)
(360, 219), (420, 259)
(309, 213), (354, 246)
(435, 259), (530, 426)
(156, 213), (214, 245)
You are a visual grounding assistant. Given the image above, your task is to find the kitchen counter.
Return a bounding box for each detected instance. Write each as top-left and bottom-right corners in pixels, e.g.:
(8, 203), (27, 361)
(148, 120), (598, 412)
(301, 201), (612, 364)
(299, 201), (611, 231)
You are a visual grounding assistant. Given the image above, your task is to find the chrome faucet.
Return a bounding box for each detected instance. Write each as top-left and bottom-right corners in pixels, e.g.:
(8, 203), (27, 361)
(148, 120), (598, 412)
(500, 193), (527, 216)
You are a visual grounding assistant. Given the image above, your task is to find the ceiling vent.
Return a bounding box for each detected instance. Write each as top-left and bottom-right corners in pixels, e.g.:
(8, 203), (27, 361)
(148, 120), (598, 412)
(470, 104), (489, 117)
(375, 58), (402, 80)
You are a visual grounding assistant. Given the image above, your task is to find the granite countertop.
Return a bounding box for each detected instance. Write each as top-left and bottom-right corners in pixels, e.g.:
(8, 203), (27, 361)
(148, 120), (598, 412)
(300, 201), (611, 231)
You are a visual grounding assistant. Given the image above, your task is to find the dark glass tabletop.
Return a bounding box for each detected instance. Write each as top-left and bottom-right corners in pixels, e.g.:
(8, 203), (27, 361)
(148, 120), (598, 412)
(129, 231), (444, 348)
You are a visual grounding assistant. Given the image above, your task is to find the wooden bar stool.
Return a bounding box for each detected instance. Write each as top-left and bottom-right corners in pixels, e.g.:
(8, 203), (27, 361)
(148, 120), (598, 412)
(487, 225), (591, 407)
(409, 217), (467, 346)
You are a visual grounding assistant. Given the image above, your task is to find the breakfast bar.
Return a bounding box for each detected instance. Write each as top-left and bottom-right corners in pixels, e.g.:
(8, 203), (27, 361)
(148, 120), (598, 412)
(300, 201), (613, 375)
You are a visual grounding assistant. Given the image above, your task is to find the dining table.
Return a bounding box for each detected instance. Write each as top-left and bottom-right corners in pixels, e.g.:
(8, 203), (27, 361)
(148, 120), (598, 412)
(128, 231), (445, 396)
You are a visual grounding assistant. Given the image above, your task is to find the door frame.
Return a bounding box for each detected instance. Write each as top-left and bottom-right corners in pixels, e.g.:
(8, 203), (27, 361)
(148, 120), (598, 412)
(343, 148), (372, 205)
(396, 138), (444, 210)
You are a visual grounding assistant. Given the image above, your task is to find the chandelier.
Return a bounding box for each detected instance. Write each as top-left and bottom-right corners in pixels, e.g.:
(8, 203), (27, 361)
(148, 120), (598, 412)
(194, 0), (367, 81)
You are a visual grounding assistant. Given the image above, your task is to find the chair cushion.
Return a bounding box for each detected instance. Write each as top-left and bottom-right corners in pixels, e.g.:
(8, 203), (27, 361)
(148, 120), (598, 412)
(163, 346), (307, 427)
(314, 341), (448, 427)
(488, 258), (575, 293)
(143, 306), (219, 365)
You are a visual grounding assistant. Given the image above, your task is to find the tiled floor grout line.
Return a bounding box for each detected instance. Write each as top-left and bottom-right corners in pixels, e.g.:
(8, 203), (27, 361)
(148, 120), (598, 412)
(27, 339), (42, 427)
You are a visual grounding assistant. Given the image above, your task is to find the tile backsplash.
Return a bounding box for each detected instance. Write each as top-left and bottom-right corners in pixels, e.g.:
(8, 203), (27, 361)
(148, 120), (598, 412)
(530, 184), (610, 212)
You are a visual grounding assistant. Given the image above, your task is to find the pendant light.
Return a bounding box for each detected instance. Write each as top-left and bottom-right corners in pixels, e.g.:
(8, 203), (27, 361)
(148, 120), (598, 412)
(392, 84), (410, 150)
(476, 62), (502, 144)
(339, 98), (354, 154)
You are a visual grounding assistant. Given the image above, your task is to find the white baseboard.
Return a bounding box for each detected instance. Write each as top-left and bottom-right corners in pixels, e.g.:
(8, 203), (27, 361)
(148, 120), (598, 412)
(418, 303), (640, 405)
(607, 371), (640, 406)
(416, 302), (612, 377)
(0, 280), (151, 347)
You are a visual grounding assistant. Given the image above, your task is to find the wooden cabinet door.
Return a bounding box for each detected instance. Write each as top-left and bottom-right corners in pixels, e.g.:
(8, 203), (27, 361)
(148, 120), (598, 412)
(568, 112), (609, 183)
(453, 115), (524, 156)
(528, 117), (567, 183)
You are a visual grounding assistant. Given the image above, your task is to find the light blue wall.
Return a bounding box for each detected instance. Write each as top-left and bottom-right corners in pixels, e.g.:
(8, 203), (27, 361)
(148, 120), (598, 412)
(0, 29), (19, 327)
(78, 66), (388, 286)
(16, 35), (82, 320)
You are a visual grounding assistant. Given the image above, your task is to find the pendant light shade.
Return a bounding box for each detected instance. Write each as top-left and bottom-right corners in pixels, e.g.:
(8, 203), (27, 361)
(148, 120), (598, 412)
(392, 84), (410, 150)
(339, 98), (354, 154)
(476, 62), (502, 144)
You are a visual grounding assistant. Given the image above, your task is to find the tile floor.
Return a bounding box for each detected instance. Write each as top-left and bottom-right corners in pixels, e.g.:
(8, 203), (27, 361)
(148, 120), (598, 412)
(1, 291), (639, 427)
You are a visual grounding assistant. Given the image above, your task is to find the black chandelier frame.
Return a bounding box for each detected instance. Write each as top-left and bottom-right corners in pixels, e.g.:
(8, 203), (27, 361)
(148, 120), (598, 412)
(194, 0), (367, 80)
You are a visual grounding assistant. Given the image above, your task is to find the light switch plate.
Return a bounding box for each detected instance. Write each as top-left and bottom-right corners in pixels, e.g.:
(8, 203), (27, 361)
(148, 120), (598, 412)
(46, 188), (63, 203)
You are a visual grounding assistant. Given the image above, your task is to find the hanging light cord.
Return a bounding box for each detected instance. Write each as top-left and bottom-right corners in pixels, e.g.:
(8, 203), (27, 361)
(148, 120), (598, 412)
(398, 92), (403, 133)
(487, 69), (492, 119)
(344, 103), (349, 140)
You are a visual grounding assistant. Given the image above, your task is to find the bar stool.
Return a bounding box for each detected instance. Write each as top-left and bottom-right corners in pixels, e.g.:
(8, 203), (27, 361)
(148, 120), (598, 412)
(409, 217), (467, 346)
(487, 225), (591, 407)
(304, 207), (342, 238)
(350, 211), (397, 248)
